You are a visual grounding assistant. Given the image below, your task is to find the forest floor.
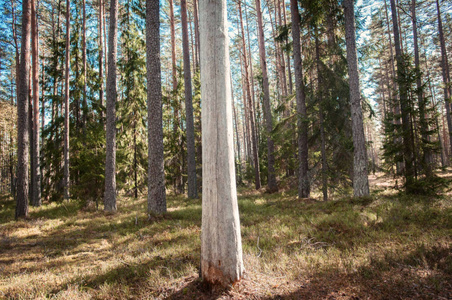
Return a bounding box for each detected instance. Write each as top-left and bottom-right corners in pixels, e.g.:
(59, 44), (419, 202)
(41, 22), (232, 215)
(1, 172), (451, 300)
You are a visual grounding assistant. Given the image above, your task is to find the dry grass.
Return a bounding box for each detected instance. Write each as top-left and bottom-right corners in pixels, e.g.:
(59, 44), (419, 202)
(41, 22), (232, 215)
(1, 172), (451, 299)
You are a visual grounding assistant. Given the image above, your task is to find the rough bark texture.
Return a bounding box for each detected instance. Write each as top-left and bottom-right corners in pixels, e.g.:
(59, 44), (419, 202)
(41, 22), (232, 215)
(199, 0), (244, 286)
(31, 0), (41, 207)
(64, 0), (70, 200)
(104, 0), (118, 212)
(238, 0), (261, 190)
(436, 0), (452, 156)
(290, 0), (310, 199)
(255, 0), (277, 193)
(16, 0), (31, 219)
(390, 0), (415, 192)
(181, 0), (198, 199)
(146, 0), (166, 214)
(344, 0), (370, 197)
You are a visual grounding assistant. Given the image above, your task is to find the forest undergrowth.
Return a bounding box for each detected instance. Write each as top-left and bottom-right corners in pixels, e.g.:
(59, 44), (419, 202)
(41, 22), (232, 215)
(0, 172), (451, 299)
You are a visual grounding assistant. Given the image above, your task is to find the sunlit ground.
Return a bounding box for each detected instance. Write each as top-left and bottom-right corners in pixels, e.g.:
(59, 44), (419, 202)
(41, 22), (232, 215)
(0, 172), (451, 299)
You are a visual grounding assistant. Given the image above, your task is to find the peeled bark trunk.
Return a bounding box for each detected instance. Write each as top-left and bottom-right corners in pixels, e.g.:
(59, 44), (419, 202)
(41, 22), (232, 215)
(344, 0), (370, 197)
(146, 0), (166, 214)
(390, 0), (415, 192)
(181, 0), (197, 199)
(256, 0), (277, 193)
(199, 0), (244, 286)
(64, 0), (70, 200)
(104, 0), (118, 212)
(290, 0), (310, 198)
(16, 0), (31, 219)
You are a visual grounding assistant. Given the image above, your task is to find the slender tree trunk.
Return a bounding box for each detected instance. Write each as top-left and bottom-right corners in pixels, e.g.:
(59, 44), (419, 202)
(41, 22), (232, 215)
(64, 0), (70, 200)
(98, 0), (104, 118)
(411, 0), (432, 175)
(436, 0), (452, 157)
(181, 0), (197, 199)
(193, 0), (200, 67)
(82, 0), (87, 131)
(290, 0), (310, 198)
(344, 0), (370, 197)
(282, 2), (293, 95)
(104, 0), (118, 212)
(199, 0), (244, 285)
(390, 0), (415, 192)
(238, 0), (261, 189)
(16, 0), (32, 219)
(146, 0), (166, 213)
(256, 0), (277, 193)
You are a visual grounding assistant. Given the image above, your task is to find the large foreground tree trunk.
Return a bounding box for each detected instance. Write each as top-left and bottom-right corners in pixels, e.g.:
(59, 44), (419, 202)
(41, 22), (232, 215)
(146, 0), (166, 214)
(199, 0), (244, 286)
(344, 0), (370, 197)
(16, 0), (32, 219)
(290, 0), (310, 198)
(181, 0), (197, 199)
(104, 0), (118, 212)
(31, 0), (41, 206)
(255, 0), (278, 193)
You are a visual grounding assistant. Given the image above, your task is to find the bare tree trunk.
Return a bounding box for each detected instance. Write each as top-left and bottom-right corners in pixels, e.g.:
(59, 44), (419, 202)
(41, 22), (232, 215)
(16, 0), (31, 219)
(436, 0), (452, 157)
(344, 0), (369, 197)
(181, 0), (197, 199)
(146, 0), (166, 213)
(64, 0), (70, 200)
(104, 0), (118, 212)
(238, 0), (261, 190)
(390, 0), (415, 192)
(98, 0), (104, 118)
(255, 0), (277, 193)
(31, 0), (41, 207)
(290, 0), (310, 198)
(82, 0), (87, 131)
(199, 0), (244, 285)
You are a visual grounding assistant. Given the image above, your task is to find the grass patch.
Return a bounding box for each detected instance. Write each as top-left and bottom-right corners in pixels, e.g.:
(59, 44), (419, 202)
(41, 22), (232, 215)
(1, 173), (451, 299)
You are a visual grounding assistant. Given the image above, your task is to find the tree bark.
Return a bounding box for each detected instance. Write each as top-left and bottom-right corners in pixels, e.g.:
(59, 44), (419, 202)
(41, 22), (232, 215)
(290, 0), (310, 198)
(99, 0), (104, 118)
(436, 0), (452, 157)
(146, 0), (166, 213)
(64, 0), (70, 200)
(181, 0), (198, 199)
(255, 0), (278, 193)
(104, 0), (118, 212)
(344, 0), (370, 197)
(199, 0), (244, 285)
(16, 0), (32, 219)
(82, 0), (87, 131)
(390, 0), (415, 192)
(238, 0), (261, 190)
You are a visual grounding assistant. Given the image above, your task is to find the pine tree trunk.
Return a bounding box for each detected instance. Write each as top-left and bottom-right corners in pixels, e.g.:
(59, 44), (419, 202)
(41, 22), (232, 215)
(181, 0), (197, 199)
(344, 0), (370, 197)
(98, 0), (104, 118)
(256, 0), (278, 193)
(104, 0), (118, 212)
(390, 0), (415, 192)
(146, 0), (166, 214)
(64, 0), (70, 200)
(199, 0), (244, 285)
(290, 0), (310, 198)
(436, 0), (452, 157)
(82, 0), (87, 131)
(238, 0), (261, 190)
(16, 0), (31, 219)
